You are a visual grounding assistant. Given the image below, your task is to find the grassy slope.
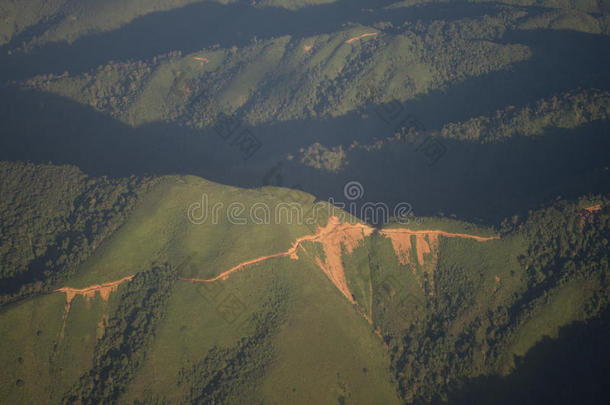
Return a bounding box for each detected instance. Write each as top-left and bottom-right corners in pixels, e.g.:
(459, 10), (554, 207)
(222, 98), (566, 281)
(0, 287), (123, 403)
(258, 257), (399, 405)
(1, 174), (398, 403)
(506, 277), (597, 356)
(121, 257), (399, 404)
(21, 8), (531, 127)
(0, 174), (606, 403)
(345, 210), (608, 402)
(0, 162), (153, 305)
(63, 174), (323, 288)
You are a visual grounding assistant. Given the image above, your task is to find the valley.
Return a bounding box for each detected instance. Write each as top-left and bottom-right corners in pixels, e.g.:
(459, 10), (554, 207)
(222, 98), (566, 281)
(0, 0), (608, 403)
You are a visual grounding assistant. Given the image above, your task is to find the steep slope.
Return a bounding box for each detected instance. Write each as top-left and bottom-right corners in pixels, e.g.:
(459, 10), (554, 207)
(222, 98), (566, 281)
(1, 0), (337, 48)
(19, 8), (532, 127)
(1, 172), (606, 403)
(0, 174), (403, 403)
(368, 199), (609, 402)
(0, 161), (155, 305)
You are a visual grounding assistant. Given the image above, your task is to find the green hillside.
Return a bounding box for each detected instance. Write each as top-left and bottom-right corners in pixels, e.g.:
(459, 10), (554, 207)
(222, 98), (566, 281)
(0, 0), (341, 48)
(19, 11), (532, 127)
(1, 0), (609, 403)
(0, 161), (156, 305)
(0, 169), (607, 403)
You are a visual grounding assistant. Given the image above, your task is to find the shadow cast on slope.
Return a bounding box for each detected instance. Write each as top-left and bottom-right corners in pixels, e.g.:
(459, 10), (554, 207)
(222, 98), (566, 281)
(0, 24), (609, 226)
(0, 0), (504, 81)
(1, 84), (608, 226)
(282, 121), (610, 224)
(429, 307), (610, 405)
(398, 29), (610, 129)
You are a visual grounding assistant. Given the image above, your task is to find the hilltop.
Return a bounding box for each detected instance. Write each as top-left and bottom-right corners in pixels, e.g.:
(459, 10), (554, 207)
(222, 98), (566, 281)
(0, 168), (607, 403)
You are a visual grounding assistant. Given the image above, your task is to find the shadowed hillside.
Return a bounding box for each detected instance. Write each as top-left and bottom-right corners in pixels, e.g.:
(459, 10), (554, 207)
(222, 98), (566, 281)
(431, 307), (610, 405)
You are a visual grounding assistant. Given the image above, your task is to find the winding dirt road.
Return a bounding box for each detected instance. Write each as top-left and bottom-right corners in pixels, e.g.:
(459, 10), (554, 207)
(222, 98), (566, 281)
(55, 219), (499, 348)
(151, 219), (498, 308)
(181, 216), (372, 284)
(178, 219), (498, 325)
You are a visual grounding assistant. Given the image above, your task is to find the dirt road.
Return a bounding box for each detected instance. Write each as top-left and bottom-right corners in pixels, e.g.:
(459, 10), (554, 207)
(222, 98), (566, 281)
(345, 32), (377, 43)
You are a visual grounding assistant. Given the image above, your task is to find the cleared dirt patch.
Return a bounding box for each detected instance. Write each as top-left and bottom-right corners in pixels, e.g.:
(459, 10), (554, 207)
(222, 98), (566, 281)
(380, 229), (498, 256)
(180, 217), (375, 324)
(380, 228), (498, 242)
(380, 229), (498, 268)
(182, 216), (374, 286)
(313, 217), (375, 305)
(57, 275), (134, 314)
(380, 229), (498, 294)
(181, 222), (498, 325)
(55, 276), (133, 344)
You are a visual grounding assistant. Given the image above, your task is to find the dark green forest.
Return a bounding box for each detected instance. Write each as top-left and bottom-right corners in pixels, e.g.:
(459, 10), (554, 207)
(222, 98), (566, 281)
(0, 161), (156, 304)
(65, 263), (178, 404)
(379, 198), (610, 403)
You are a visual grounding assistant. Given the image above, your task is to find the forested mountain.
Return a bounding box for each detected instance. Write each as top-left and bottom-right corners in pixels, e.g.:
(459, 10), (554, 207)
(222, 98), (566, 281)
(0, 171), (607, 403)
(0, 0), (608, 404)
(0, 162), (156, 305)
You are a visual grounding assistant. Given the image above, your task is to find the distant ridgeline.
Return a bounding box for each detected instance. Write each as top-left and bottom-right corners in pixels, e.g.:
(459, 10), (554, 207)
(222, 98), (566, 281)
(1, 0), (608, 49)
(17, 10), (534, 128)
(298, 89), (610, 171)
(0, 161), (156, 305)
(0, 0), (343, 48)
(8, 1), (608, 130)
